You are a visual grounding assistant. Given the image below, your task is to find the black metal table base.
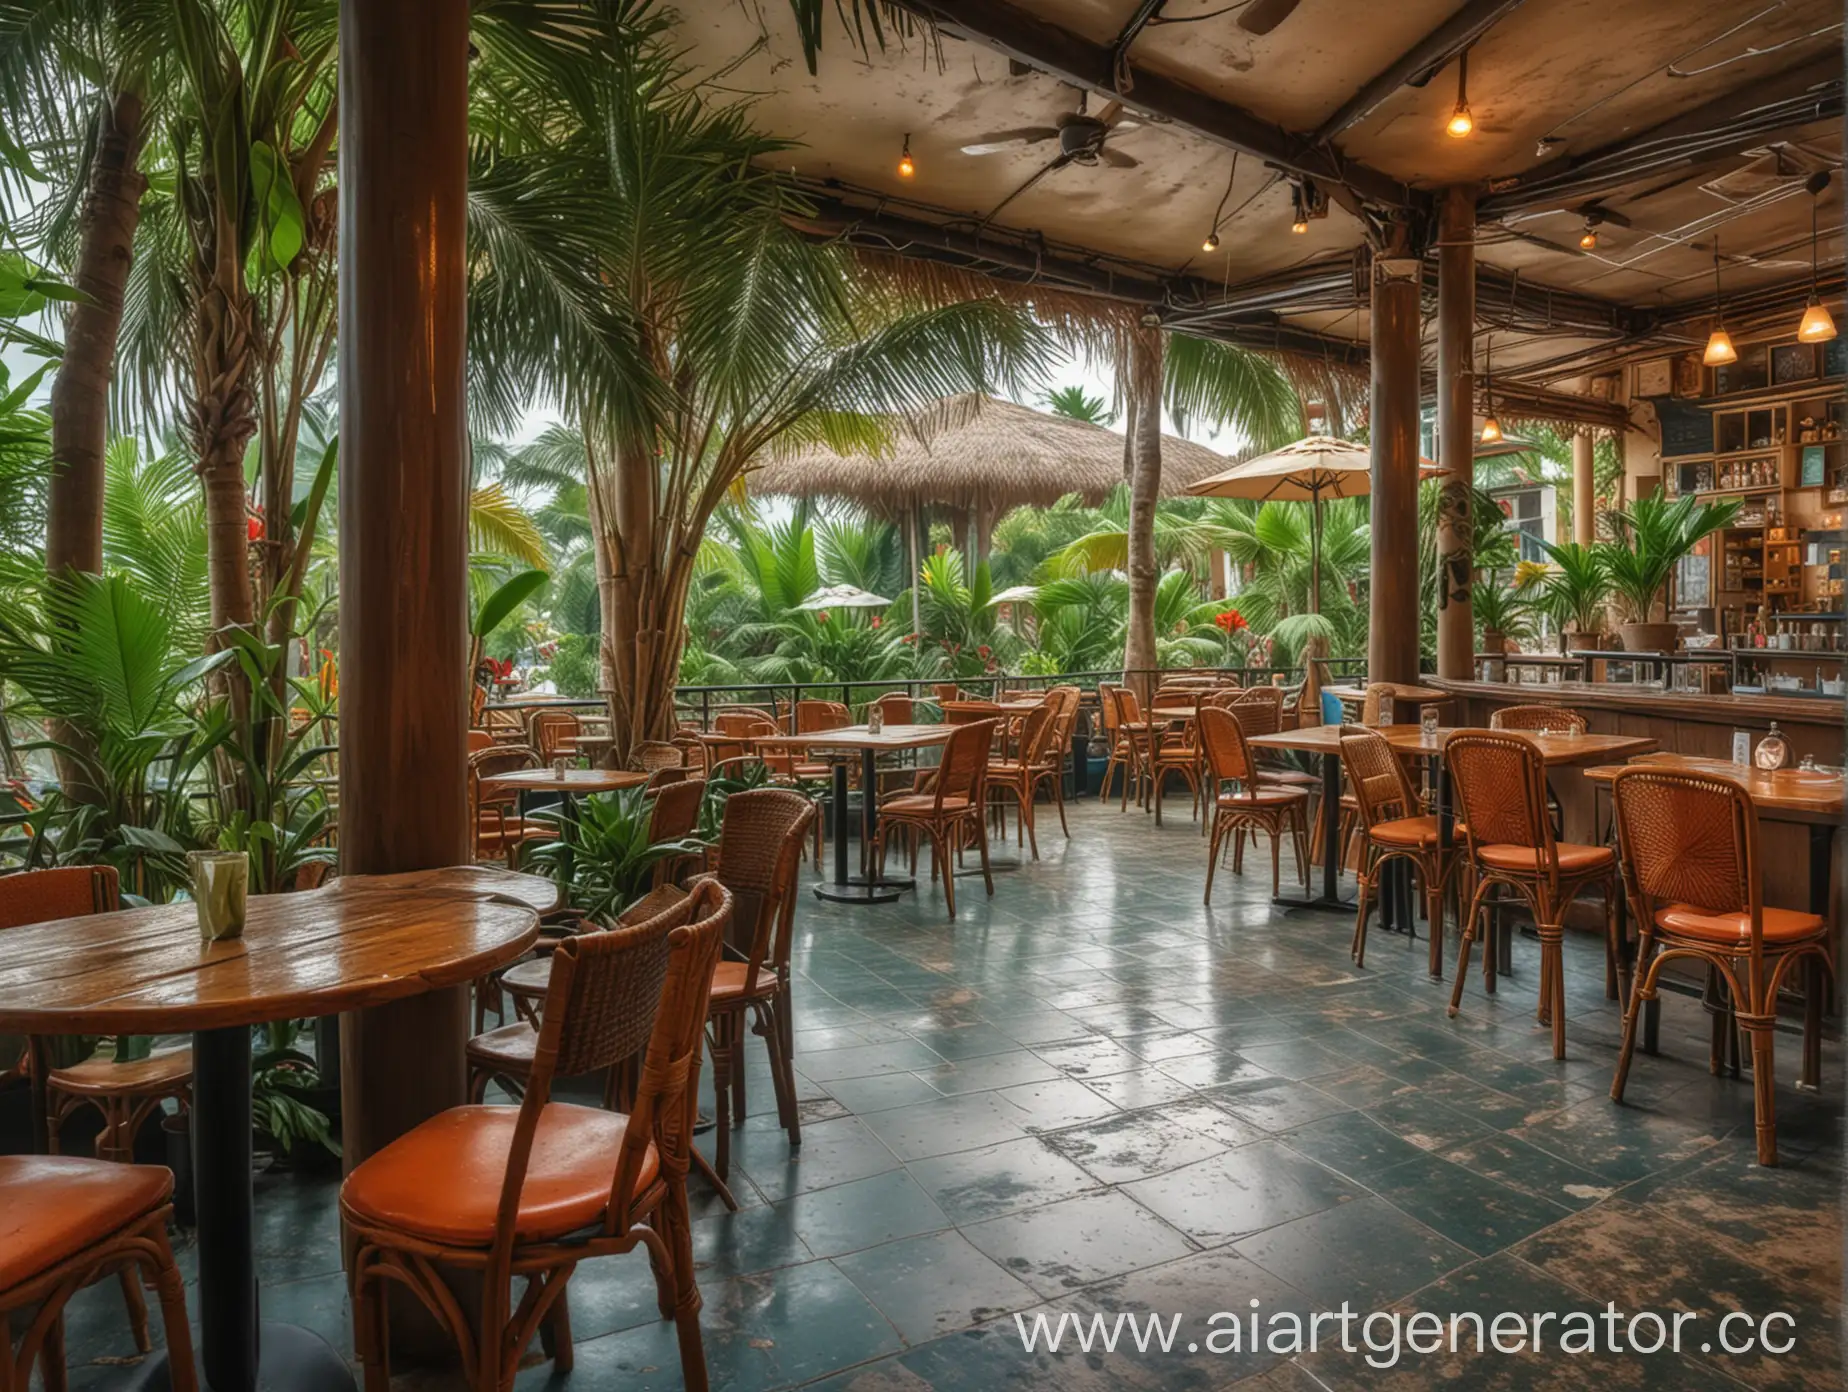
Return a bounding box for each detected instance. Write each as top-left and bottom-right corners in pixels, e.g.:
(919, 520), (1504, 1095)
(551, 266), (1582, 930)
(815, 878), (907, 905)
(116, 1322), (354, 1392)
(1272, 749), (1354, 915)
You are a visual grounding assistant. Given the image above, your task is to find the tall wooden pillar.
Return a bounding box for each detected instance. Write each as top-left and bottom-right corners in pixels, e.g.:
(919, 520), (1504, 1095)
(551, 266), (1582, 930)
(1573, 430), (1596, 544)
(1368, 238), (1423, 685)
(336, 0), (472, 1167)
(1435, 187), (1477, 681)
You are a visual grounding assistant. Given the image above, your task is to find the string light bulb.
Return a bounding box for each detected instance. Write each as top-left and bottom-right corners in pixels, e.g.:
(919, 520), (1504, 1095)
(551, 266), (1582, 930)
(1703, 237), (1737, 366)
(1446, 49), (1474, 138)
(1578, 222), (1598, 251)
(897, 134), (915, 179)
(1202, 231), (1220, 252)
(1797, 171), (1837, 343)
(1291, 217), (1309, 235)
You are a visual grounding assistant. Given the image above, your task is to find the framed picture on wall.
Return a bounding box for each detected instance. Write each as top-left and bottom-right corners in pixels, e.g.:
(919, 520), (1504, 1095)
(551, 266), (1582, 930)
(1773, 343), (1818, 385)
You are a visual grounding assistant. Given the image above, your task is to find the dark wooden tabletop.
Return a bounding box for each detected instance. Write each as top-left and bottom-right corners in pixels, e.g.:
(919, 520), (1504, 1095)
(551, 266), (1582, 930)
(0, 883), (539, 1036)
(478, 767), (649, 793)
(328, 865), (562, 914)
(1583, 755), (1845, 823)
(752, 724), (956, 752)
(1249, 724), (1659, 767)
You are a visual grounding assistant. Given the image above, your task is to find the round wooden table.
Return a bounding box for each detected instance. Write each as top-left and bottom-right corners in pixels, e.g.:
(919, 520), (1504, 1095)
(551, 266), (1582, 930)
(477, 769), (652, 891)
(0, 882), (539, 1392)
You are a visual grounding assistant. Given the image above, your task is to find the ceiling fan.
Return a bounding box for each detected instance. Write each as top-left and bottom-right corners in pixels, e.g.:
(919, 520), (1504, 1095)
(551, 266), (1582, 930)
(961, 95), (1143, 222)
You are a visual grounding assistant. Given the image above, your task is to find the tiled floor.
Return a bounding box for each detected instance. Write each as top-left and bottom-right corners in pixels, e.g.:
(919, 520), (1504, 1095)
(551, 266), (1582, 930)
(60, 796), (1844, 1390)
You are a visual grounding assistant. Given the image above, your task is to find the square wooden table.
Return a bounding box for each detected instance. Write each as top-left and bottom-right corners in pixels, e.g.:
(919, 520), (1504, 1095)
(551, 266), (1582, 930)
(753, 725), (955, 904)
(1246, 725), (1658, 923)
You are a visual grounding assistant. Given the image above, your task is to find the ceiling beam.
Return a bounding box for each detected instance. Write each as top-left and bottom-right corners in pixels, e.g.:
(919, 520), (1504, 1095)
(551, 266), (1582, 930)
(891, 0), (1415, 210)
(1479, 53), (1844, 216)
(1310, 0), (1527, 146)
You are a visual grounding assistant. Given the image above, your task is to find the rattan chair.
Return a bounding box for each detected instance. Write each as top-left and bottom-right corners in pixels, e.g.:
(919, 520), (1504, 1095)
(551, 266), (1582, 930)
(1096, 682), (1138, 808)
(1610, 767), (1834, 1166)
(1, 1155), (197, 1392)
(1444, 730), (1620, 1058)
(1200, 705), (1309, 900)
(1489, 704), (1588, 735)
(1143, 691), (1204, 828)
(528, 708), (581, 763)
(870, 692), (914, 725)
(1107, 686), (1163, 813)
(1032, 686), (1081, 837)
(696, 789), (817, 1181)
(630, 740), (686, 774)
(1, 869), (195, 1178)
(468, 745), (549, 867)
(348, 882), (732, 1392)
(1340, 727), (1452, 974)
(985, 700), (1061, 858)
(873, 719), (998, 919)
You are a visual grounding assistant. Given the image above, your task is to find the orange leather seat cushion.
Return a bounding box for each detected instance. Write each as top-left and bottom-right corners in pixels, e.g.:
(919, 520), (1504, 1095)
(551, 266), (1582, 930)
(709, 960), (779, 1003)
(986, 761), (1029, 778)
(341, 1104), (655, 1247)
(1656, 904), (1828, 947)
(1368, 815), (1439, 848)
(882, 794), (972, 815)
(1477, 842), (1614, 874)
(0, 1156), (171, 1291)
(1216, 787), (1305, 809)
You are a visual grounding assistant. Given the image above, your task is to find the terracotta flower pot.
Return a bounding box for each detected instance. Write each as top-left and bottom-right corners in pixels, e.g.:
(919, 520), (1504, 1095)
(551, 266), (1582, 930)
(1618, 622), (1680, 653)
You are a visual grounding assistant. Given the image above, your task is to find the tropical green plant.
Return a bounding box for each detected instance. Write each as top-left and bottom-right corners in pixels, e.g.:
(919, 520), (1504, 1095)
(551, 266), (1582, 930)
(0, 570), (232, 897)
(916, 549), (1014, 676)
(1530, 539), (1613, 636)
(1600, 490), (1741, 624)
(526, 786), (708, 923)
(251, 1043), (335, 1157)
(469, 568), (549, 686)
(697, 758), (774, 842)
(1042, 385), (1113, 426)
(464, 22), (1052, 759)
(1471, 577), (1536, 644)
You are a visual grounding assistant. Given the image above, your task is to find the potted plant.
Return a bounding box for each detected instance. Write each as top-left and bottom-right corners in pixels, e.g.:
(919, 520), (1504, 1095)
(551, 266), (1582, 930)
(1599, 491), (1740, 652)
(528, 786), (709, 922)
(1471, 576), (1534, 655)
(1532, 539), (1614, 651)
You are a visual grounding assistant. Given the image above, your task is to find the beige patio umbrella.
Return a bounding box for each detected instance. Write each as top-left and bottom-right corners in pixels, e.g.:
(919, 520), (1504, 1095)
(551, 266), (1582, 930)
(1185, 434), (1439, 617)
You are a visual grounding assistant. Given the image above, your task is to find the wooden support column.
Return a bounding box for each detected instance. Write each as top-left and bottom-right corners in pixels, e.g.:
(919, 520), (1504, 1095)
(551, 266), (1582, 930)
(1369, 239), (1423, 685)
(1435, 187), (1477, 681)
(336, 0), (472, 1167)
(1573, 429), (1596, 544)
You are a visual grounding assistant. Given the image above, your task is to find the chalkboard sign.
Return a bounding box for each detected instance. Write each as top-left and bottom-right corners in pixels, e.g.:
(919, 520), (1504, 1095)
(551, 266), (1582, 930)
(1657, 398), (1714, 458)
(1825, 336), (1847, 379)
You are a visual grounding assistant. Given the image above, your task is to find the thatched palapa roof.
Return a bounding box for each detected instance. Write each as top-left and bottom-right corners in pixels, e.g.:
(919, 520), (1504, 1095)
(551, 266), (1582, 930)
(752, 393), (1238, 513)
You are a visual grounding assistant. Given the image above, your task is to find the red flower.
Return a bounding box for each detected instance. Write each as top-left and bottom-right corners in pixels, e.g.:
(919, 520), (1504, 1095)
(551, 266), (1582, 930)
(1214, 608), (1248, 633)
(869, 615), (882, 629)
(247, 509), (264, 542)
(901, 633), (916, 645)
(817, 611), (830, 624)
(977, 644), (991, 659)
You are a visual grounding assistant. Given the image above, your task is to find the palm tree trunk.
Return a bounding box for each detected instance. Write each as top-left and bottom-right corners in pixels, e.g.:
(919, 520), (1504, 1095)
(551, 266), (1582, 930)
(191, 251), (259, 641)
(47, 90), (147, 578)
(1123, 328), (1163, 699)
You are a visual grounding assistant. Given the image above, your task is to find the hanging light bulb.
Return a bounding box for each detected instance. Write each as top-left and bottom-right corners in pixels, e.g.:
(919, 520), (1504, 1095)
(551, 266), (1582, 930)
(1578, 221), (1598, 251)
(897, 134), (915, 179)
(1479, 334), (1502, 443)
(1797, 172), (1837, 343)
(1446, 49), (1474, 138)
(1289, 183), (1310, 234)
(1703, 237), (1736, 366)
(1202, 231), (1220, 252)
